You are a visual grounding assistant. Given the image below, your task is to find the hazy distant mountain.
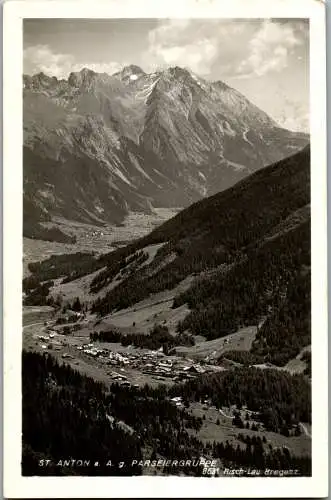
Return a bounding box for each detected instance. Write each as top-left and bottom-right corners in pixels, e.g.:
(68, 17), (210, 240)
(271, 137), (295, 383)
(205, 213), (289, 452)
(23, 65), (309, 227)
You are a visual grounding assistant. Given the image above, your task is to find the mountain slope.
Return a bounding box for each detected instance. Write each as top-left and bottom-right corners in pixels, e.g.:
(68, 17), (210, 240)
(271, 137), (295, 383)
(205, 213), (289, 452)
(23, 66), (309, 227)
(87, 146), (310, 365)
(89, 143), (310, 314)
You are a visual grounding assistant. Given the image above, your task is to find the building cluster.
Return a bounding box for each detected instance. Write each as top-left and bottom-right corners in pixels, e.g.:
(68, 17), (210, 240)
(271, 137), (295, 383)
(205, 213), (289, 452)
(75, 343), (220, 382)
(141, 355), (209, 381)
(34, 331), (223, 385)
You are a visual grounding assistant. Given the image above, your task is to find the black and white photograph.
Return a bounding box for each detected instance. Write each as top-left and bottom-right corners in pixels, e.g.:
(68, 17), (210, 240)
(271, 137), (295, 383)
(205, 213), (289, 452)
(3, 0), (328, 498)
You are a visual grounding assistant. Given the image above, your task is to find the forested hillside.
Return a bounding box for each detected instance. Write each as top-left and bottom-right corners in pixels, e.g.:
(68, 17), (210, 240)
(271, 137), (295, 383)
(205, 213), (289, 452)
(170, 367), (311, 433)
(87, 147), (311, 366)
(175, 217), (310, 364)
(91, 145), (310, 316)
(22, 351), (311, 476)
(22, 351), (204, 476)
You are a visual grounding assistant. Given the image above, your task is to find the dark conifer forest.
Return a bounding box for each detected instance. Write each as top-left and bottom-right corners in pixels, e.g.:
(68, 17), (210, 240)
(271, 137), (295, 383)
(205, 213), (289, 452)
(90, 325), (195, 351)
(169, 367), (311, 432)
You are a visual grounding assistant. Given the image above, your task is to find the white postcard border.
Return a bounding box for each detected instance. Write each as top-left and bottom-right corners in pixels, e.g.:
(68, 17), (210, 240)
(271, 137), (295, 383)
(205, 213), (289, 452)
(3, 0), (328, 497)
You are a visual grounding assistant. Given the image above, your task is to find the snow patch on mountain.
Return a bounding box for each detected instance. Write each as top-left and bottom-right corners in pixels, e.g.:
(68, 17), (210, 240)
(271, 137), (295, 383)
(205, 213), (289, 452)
(226, 159), (250, 172)
(128, 152), (155, 183)
(242, 125), (254, 146)
(223, 121), (236, 137)
(101, 157), (133, 187)
(137, 78), (160, 102)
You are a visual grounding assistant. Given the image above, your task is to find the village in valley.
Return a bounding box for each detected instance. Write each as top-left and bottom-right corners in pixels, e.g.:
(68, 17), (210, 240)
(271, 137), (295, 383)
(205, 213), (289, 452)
(24, 307), (227, 390)
(23, 302), (311, 454)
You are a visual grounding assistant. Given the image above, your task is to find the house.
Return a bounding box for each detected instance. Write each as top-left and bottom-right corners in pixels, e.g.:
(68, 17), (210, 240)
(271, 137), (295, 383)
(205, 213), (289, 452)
(38, 335), (49, 342)
(158, 366), (172, 373)
(170, 396), (182, 403)
(189, 365), (205, 374)
(159, 361), (172, 369)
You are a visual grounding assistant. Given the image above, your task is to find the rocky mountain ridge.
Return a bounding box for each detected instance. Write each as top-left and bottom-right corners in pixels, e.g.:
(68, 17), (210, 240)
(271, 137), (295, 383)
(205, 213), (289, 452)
(23, 65), (309, 230)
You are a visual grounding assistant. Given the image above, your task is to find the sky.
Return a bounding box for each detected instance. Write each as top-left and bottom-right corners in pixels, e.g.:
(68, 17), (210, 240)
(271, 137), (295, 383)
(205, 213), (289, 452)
(23, 18), (310, 132)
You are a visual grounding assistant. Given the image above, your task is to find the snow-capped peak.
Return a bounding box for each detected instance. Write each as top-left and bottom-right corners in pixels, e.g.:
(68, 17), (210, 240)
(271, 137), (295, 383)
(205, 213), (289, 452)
(118, 65), (145, 78)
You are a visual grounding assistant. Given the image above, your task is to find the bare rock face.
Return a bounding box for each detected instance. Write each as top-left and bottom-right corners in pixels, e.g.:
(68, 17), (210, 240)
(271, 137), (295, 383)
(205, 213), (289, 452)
(23, 65), (309, 226)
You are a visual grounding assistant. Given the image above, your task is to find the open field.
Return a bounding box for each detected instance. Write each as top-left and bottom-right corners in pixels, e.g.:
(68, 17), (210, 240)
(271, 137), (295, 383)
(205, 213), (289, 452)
(98, 277), (193, 334)
(23, 305), (55, 326)
(285, 345), (311, 374)
(175, 325), (257, 361)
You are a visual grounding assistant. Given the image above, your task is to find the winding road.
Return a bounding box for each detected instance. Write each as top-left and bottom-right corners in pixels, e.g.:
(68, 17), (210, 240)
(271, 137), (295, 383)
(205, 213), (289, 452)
(218, 408), (234, 419)
(23, 321), (46, 330)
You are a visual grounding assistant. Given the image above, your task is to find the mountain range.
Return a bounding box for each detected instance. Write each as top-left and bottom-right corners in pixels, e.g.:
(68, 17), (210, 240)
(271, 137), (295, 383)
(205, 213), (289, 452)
(23, 65), (308, 233)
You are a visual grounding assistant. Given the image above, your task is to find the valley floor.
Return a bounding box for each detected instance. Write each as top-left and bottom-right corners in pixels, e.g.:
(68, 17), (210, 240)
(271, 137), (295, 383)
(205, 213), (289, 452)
(23, 208), (181, 276)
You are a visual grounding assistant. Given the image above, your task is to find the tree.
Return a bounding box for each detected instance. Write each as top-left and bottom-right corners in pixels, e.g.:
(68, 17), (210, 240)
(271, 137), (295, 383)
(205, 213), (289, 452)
(233, 413), (244, 429)
(72, 297), (82, 312)
(55, 295), (63, 307)
(280, 425), (290, 437)
(294, 424), (301, 437)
